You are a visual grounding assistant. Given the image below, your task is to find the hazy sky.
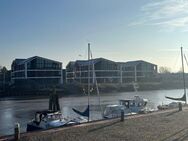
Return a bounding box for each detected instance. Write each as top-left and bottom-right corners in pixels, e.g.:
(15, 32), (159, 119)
(1, 0), (188, 71)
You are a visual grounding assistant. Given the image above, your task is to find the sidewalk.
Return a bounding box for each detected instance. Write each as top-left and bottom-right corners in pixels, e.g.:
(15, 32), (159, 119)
(3, 108), (188, 141)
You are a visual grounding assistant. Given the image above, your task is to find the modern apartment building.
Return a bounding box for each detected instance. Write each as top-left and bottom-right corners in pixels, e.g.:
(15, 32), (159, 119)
(118, 60), (158, 83)
(66, 58), (158, 84)
(11, 56), (63, 89)
(66, 58), (119, 84)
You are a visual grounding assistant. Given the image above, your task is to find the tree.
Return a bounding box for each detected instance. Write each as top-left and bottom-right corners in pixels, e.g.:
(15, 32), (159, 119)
(159, 66), (171, 74)
(0, 66), (8, 92)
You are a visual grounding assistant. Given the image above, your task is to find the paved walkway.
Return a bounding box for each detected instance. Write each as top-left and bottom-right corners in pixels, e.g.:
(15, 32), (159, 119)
(2, 107), (188, 141)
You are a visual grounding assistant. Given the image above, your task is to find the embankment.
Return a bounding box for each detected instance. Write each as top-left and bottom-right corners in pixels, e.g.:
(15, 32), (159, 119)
(0, 80), (186, 98)
(2, 107), (188, 141)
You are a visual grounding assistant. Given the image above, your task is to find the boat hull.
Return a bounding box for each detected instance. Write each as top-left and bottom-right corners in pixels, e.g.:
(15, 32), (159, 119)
(27, 123), (43, 132)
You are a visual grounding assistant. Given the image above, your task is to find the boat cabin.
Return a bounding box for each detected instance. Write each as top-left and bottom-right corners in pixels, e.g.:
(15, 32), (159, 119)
(34, 110), (62, 124)
(119, 99), (147, 108)
(103, 105), (124, 118)
(119, 96), (148, 113)
(103, 96), (148, 119)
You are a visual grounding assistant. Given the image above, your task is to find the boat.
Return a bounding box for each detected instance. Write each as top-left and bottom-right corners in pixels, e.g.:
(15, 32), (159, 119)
(157, 102), (180, 110)
(27, 89), (86, 132)
(103, 96), (148, 119)
(165, 47), (187, 103)
(27, 110), (79, 131)
(72, 43), (103, 121)
(158, 47), (187, 110)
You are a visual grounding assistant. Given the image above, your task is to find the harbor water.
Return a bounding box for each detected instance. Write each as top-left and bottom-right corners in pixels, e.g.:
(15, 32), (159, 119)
(0, 89), (185, 136)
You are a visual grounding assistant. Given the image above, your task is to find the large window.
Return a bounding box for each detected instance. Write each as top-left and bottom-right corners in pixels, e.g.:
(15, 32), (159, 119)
(27, 58), (62, 70)
(27, 70), (61, 77)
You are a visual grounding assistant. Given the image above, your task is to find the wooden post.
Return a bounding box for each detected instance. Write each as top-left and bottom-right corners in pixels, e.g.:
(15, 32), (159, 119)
(14, 123), (20, 141)
(121, 109), (124, 121)
(179, 102), (182, 111)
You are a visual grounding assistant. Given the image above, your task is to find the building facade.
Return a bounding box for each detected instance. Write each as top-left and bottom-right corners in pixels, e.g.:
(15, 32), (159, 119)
(66, 58), (158, 84)
(66, 58), (119, 84)
(118, 60), (158, 83)
(11, 56), (63, 89)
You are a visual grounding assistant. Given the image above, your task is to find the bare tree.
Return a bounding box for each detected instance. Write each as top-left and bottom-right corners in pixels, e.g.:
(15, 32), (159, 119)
(159, 66), (171, 74)
(0, 66), (7, 91)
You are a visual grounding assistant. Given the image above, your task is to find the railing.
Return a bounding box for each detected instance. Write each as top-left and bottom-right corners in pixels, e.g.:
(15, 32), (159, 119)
(65, 69), (156, 84)
(11, 76), (62, 80)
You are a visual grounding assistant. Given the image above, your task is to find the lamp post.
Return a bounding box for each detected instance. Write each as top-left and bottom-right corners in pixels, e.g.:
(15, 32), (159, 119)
(78, 54), (83, 84)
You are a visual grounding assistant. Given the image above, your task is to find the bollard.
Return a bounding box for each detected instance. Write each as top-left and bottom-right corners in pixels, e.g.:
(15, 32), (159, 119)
(121, 109), (124, 122)
(14, 123), (20, 141)
(179, 102), (182, 111)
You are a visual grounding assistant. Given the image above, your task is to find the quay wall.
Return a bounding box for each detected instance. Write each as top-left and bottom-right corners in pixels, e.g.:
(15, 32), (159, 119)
(2, 107), (188, 141)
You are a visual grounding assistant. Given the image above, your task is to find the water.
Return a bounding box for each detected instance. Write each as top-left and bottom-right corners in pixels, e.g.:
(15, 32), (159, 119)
(0, 89), (185, 136)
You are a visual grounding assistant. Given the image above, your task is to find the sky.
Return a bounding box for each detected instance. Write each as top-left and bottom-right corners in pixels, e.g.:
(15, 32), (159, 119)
(1, 0), (188, 72)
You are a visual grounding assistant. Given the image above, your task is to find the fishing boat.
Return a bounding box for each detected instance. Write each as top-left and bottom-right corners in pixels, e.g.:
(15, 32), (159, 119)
(103, 96), (148, 119)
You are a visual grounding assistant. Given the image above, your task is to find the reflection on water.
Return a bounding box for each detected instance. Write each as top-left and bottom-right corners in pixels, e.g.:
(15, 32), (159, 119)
(0, 89), (185, 136)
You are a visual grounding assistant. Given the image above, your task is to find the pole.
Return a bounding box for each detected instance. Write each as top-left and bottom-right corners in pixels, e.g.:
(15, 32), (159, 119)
(181, 47), (187, 104)
(134, 65), (137, 82)
(14, 123), (20, 141)
(61, 69), (63, 84)
(121, 109), (124, 122)
(88, 43), (90, 122)
(120, 65), (123, 84)
(3, 71), (5, 92)
(80, 66), (81, 83)
(25, 63), (27, 79)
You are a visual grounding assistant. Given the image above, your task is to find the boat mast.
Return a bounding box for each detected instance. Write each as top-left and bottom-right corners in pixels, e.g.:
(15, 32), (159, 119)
(88, 43), (90, 122)
(181, 47), (187, 103)
(90, 47), (102, 117)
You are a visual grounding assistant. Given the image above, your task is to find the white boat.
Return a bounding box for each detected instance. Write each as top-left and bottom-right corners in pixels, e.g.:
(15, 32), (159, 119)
(27, 110), (87, 132)
(103, 96), (148, 119)
(27, 88), (87, 132)
(157, 102), (182, 110)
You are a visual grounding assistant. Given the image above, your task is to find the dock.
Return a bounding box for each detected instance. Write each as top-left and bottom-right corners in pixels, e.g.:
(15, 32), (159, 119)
(2, 107), (188, 141)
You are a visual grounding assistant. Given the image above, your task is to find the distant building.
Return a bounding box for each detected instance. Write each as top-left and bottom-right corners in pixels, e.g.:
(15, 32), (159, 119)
(118, 60), (158, 83)
(66, 58), (158, 84)
(66, 58), (119, 84)
(11, 56), (63, 89)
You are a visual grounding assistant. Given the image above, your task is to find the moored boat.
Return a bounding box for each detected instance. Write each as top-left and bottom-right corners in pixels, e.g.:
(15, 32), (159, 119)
(157, 102), (183, 110)
(27, 88), (87, 132)
(27, 110), (88, 132)
(103, 96), (148, 119)
(27, 110), (75, 131)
